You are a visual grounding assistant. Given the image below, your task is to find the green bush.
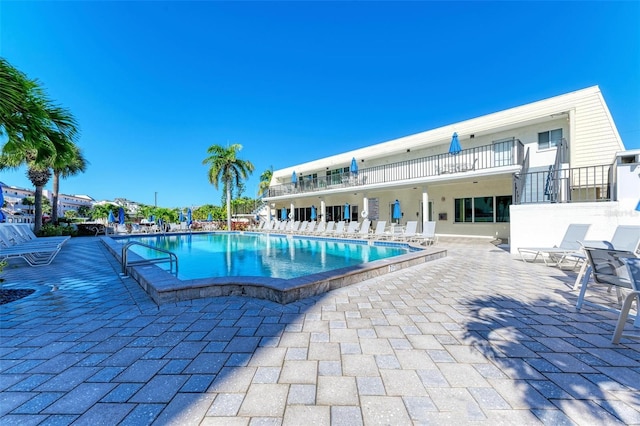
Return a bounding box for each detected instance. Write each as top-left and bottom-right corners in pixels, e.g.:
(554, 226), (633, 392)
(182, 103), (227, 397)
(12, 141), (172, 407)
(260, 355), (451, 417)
(37, 223), (77, 237)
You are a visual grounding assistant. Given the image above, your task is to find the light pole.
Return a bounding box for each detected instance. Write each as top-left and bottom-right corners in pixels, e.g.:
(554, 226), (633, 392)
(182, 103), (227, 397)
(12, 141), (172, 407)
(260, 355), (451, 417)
(154, 192), (157, 207)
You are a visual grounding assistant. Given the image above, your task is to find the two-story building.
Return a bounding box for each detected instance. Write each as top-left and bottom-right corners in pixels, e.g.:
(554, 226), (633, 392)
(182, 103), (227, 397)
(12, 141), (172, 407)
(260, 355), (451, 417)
(263, 86), (633, 246)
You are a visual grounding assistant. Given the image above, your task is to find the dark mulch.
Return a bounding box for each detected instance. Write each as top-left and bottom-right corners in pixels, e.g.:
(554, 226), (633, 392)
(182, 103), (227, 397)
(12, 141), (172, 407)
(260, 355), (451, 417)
(0, 289), (35, 305)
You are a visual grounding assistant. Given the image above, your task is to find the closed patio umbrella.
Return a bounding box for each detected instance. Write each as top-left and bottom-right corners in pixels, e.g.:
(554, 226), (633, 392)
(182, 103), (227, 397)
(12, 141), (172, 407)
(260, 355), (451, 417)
(108, 211), (116, 223)
(292, 171), (298, 187)
(449, 132), (462, 155)
(187, 208), (192, 226)
(350, 158), (358, 175)
(281, 207), (287, 220)
(392, 200), (401, 223)
(344, 203), (350, 221)
(118, 207), (125, 225)
(207, 213), (213, 221)
(310, 205), (317, 221)
(179, 211), (184, 222)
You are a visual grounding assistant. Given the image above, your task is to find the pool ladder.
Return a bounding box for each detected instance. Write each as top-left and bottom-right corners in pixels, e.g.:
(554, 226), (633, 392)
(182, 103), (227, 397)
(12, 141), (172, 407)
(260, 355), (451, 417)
(121, 241), (178, 276)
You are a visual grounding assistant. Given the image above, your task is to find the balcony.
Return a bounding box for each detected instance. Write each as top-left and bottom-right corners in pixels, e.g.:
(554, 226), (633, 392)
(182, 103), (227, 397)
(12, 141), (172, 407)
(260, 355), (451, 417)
(267, 139), (525, 197)
(514, 164), (612, 204)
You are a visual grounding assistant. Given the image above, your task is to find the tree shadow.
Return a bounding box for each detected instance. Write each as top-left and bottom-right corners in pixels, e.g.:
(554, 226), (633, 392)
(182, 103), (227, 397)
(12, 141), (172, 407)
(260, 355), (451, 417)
(461, 293), (640, 424)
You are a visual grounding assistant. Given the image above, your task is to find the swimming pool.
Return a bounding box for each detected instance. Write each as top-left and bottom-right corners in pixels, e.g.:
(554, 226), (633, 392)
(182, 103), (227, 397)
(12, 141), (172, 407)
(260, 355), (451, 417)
(103, 232), (446, 304)
(116, 233), (409, 280)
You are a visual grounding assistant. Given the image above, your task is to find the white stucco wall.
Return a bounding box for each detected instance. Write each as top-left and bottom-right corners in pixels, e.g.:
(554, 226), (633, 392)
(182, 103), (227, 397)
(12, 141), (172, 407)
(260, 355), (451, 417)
(510, 201), (640, 255)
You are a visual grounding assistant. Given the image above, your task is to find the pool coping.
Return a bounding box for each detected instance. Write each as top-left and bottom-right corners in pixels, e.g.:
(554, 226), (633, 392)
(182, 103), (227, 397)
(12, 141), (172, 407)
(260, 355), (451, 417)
(101, 232), (447, 305)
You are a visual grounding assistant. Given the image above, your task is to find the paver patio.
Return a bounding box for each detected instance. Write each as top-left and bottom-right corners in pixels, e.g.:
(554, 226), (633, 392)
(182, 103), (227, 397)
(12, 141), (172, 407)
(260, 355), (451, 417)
(1, 236), (639, 425)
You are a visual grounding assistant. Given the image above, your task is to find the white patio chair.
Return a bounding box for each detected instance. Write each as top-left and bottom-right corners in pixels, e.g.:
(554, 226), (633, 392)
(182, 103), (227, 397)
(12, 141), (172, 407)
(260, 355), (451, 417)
(572, 225), (640, 290)
(365, 221), (386, 240)
(518, 224), (591, 267)
(576, 247), (640, 332)
(411, 221), (438, 245)
(612, 257), (640, 344)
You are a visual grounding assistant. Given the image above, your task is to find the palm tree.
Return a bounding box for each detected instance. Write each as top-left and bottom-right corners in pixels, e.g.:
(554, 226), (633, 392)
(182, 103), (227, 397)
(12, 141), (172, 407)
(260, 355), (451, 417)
(0, 59), (80, 232)
(51, 145), (88, 223)
(202, 143), (254, 231)
(257, 166), (273, 198)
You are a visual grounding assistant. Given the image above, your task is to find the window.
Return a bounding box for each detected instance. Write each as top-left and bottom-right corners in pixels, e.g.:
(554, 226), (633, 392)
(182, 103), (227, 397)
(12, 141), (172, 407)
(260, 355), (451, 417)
(454, 198), (473, 223)
(454, 195), (511, 223)
(496, 196), (512, 222)
(327, 167), (348, 185)
(473, 197), (494, 223)
(538, 128), (563, 150)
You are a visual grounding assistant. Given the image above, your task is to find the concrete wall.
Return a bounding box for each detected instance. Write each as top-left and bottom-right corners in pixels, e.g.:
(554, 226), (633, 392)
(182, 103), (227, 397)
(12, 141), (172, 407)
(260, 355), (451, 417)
(510, 200), (640, 255)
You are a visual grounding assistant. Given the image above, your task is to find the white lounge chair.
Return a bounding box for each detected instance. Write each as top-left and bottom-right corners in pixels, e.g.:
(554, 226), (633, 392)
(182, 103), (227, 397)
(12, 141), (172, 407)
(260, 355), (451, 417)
(342, 221), (360, 238)
(304, 221), (317, 235)
(314, 221), (327, 235)
(411, 221), (438, 245)
(395, 221), (418, 241)
(326, 221), (345, 237)
(354, 219), (371, 238)
(365, 221), (387, 240)
(381, 222), (404, 241)
(0, 243), (64, 266)
(297, 221), (308, 234)
(286, 221), (301, 234)
(518, 224), (591, 266)
(319, 221), (335, 236)
(5, 224), (69, 246)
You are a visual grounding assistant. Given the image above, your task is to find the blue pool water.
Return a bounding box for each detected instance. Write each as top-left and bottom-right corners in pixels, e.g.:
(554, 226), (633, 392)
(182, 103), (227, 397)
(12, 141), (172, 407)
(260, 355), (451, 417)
(116, 233), (409, 280)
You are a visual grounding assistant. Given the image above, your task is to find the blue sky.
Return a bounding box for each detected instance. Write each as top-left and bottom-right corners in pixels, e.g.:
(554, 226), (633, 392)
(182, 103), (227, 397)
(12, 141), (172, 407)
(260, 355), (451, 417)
(1, 1), (639, 208)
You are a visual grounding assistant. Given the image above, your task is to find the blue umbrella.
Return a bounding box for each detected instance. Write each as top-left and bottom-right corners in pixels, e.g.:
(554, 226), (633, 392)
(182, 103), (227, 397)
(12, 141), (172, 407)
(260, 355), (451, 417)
(108, 211), (116, 223)
(636, 200), (640, 212)
(207, 213), (213, 221)
(149, 215), (154, 223)
(187, 208), (192, 226)
(344, 203), (350, 220)
(350, 157), (358, 175)
(392, 200), (402, 222)
(118, 207), (125, 225)
(292, 171), (298, 186)
(281, 207), (287, 220)
(449, 132), (462, 155)
(179, 210), (184, 222)
(310, 205), (317, 221)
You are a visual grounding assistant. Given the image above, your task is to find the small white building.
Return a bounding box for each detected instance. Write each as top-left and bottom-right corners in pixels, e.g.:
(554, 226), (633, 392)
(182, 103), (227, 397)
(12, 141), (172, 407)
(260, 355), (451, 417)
(263, 86), (638, 247)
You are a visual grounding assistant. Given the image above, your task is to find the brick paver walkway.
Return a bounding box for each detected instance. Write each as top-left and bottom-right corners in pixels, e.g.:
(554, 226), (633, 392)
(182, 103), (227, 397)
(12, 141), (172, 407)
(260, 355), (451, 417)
(1, 236), (638, 425)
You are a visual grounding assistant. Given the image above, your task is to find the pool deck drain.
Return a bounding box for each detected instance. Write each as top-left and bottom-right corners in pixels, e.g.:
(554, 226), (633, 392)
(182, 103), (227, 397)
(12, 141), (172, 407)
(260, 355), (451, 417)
(101, 233), (446, 304)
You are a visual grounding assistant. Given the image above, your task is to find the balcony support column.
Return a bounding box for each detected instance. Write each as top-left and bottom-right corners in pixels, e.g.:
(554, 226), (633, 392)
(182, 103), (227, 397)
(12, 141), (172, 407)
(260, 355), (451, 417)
(362, 196), (368, 219)
(422, 189), (429, 226)
(290, 202), (295, 220)
(320, 200), (326, 222)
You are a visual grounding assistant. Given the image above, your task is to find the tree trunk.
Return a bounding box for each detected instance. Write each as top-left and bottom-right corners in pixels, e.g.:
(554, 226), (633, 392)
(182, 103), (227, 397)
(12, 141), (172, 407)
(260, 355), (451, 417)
(34, 185), (44, 233)
(52, 173), (60, 224)
(226, 184), (232, 231)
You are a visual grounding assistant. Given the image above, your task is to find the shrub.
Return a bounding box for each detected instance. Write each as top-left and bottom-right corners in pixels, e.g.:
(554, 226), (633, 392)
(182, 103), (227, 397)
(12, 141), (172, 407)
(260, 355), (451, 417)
(37, 223), (77, 237)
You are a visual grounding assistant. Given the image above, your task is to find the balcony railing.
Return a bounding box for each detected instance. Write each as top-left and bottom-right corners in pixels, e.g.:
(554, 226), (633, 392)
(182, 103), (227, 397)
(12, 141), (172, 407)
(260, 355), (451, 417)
(268, 139), (525, 197)
(514, 164), (612, 204)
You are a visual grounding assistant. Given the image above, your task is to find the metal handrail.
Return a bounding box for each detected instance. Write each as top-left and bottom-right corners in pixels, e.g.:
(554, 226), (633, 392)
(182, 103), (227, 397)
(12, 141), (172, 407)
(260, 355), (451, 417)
(267, 139), (524, 197)
(121, 241), (178, 276)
